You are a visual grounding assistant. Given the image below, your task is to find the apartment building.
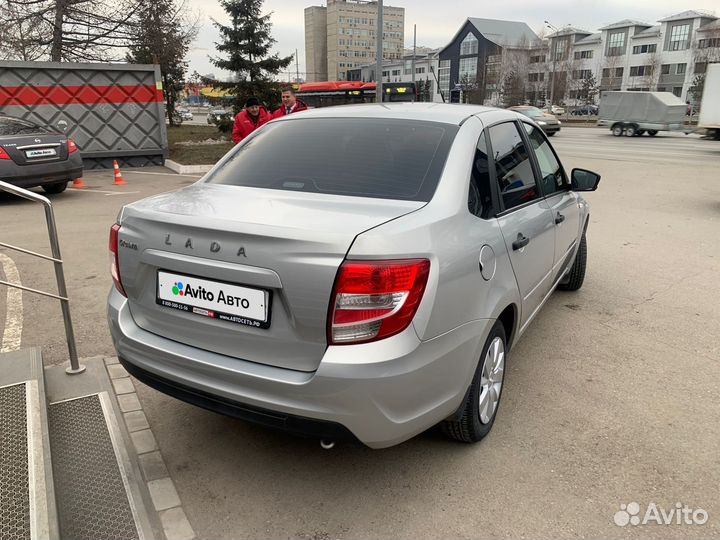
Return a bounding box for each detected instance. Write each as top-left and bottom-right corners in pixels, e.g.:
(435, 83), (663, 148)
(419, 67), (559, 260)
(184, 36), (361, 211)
(304, 0), (405, 82)
(543, 9), (719, 105)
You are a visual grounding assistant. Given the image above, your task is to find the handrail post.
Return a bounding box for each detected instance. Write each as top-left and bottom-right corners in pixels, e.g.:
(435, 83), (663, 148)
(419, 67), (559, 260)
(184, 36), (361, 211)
(0, 180), (85, 375)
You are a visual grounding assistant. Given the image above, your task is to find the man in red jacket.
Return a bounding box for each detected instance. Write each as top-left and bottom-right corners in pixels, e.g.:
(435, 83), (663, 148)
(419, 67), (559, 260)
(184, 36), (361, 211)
(232, 96), (271, 144)
(272, 87), (308, 119)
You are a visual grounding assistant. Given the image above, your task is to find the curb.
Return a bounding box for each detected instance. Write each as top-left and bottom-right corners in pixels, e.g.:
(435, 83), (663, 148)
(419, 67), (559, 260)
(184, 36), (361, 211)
(103, 356), (196, 540)
(164, 160), (214, 175)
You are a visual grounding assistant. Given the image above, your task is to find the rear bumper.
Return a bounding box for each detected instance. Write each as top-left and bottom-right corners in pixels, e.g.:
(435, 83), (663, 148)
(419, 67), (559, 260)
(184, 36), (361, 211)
(108, 288), (491, 448)
(541, 124), (561, 134)
(0, 154), (83, 189)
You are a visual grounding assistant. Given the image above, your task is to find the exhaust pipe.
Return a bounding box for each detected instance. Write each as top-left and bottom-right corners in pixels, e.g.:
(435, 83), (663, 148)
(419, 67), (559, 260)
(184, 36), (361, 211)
(320, 439), (335, 450)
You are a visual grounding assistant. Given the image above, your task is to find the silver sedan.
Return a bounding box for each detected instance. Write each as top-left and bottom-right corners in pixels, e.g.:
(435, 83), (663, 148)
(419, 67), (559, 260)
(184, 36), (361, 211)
(107, 104), (600, 448)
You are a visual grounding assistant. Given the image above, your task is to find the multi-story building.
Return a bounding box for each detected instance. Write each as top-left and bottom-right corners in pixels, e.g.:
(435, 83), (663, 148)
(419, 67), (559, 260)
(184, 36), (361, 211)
(544, 9), (719, 105)
(304, 0), (405, 82)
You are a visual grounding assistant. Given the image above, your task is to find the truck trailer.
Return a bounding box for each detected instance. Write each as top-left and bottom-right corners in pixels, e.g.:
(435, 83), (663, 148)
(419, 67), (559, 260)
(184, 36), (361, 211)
(597, 91), (687, 137)
(698, 64), (720, 140)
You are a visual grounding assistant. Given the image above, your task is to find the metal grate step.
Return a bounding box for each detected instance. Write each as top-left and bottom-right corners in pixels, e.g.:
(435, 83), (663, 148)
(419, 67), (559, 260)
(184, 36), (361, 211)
(49, 393), (142, 540)
(0, 383), (31, 540)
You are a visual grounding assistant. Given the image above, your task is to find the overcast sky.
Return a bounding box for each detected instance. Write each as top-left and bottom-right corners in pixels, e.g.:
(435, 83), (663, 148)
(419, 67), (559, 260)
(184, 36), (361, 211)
(186, 0), (719, 80)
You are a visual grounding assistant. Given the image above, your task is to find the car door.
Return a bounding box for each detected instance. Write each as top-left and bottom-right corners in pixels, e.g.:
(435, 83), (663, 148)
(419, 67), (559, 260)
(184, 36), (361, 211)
(487, 121), (556, 328)
(522, 123), (581, 281)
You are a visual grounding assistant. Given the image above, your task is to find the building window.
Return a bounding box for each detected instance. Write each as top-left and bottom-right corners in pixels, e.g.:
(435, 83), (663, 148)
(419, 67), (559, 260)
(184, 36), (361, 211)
(699, 38), (720, 48)
(629, 65), (653, 77)
(553, 38), (568, 61)
(460, 33), (478, 56)
(416, 67), (426, 74)
(459, 56), (477, 80)
(676, 63), (686, 75)
(695, 62), (707, 74)
(672, 86), (682, 97)
(438, 59), (450, 97)
(661, 64), (671, 75)
(573, 50), (594, 60)
(404, 60), (412, 75)
(530, 55), (546, 63)
(615, 67), (624, 77)
(669, 24), (690, 51)
(607, 31), (625, 56)
(632, 44), (657, 54)
(391, 69), (401, 76)
(572, 69), (593, 79)
(528, 73), (545, 82)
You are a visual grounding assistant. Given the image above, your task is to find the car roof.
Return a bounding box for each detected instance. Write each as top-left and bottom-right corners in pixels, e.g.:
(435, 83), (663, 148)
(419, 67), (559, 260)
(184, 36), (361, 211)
(279, 103), (511, 126)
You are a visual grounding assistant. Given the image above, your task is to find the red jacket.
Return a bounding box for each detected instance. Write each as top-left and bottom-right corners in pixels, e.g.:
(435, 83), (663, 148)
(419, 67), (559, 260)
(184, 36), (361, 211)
(271, 99), (309, 119)
(232, 107), (271, 144)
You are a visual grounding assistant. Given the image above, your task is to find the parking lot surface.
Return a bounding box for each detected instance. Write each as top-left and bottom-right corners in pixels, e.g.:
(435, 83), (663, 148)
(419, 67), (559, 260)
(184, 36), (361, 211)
(1, 127), (719, 538)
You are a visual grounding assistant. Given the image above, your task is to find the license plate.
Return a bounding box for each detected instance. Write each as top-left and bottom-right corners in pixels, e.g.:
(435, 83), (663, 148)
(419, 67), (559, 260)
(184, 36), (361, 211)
(156, 271), (270, 328)
(26, 148), (56, 158)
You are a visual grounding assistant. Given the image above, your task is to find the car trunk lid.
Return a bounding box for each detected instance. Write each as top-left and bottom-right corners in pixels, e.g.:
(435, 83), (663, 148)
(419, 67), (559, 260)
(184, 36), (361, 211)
(117, 183), (424, 372)
(0, 134), (68, 165)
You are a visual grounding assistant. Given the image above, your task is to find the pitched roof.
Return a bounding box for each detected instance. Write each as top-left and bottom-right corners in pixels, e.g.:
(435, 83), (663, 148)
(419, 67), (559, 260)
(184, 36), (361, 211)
(632, 25), (662, 39)
(599, 19), (652, 31)
(658, 10), (718, 23)
(546, 27), (592, 38)
(574, 33), (602, 45)
(467, 18), (541, 47)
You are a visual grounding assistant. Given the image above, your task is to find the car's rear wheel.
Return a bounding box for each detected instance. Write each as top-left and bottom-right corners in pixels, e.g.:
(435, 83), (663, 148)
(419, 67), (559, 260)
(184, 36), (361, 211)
(559, 232), (587, 291)
(42, 181), (68, 194)
(441, 321), (506, 443)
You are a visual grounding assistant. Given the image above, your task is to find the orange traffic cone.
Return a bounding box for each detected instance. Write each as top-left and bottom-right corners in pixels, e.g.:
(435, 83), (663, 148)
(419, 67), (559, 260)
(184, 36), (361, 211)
(113, 160), (127, 186)
(72, 178), (87, 189)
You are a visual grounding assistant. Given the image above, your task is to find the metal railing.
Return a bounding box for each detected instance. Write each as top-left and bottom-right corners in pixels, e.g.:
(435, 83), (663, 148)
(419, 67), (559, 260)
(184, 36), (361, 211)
(0, 180), (85, 374)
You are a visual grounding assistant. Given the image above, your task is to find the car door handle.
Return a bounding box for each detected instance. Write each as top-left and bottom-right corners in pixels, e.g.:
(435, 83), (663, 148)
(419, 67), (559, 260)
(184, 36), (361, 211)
(555, 213), (566, 224)
(512, 233), (530, 251)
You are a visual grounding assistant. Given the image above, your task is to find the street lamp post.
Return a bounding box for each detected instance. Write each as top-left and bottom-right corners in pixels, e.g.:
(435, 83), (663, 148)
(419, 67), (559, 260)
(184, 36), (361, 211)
(375, 0), (384, 103)
(545, 20), (558, 108)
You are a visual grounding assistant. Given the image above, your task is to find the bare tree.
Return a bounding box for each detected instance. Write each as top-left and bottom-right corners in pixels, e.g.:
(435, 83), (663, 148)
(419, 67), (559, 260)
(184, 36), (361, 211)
(0, 0), (47, 60)
(4, 0), (142, 62)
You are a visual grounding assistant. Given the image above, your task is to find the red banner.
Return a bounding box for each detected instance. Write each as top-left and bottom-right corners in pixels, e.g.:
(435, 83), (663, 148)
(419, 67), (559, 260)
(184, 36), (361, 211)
(0, 85), (164, 107)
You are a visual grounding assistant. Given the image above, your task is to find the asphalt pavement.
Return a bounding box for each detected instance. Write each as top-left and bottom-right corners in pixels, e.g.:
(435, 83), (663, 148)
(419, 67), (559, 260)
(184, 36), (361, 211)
(1, 127), (719, 538)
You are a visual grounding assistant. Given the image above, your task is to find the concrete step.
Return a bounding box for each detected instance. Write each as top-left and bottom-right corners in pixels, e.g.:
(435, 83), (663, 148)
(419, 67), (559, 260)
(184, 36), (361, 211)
(0, 347), (58, 540)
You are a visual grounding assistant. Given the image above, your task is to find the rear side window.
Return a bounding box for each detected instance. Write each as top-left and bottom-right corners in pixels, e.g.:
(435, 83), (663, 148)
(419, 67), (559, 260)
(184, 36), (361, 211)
(0, 117), (47, 136)
(206, 118), (458, 201)
(487, 122), (539, 210)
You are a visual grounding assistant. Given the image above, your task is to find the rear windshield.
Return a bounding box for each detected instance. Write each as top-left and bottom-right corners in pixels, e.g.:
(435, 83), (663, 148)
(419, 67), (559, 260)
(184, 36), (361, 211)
(517, 108), (544, 118)
(0, 117), (47, 136)
(205, 118), (458, 201)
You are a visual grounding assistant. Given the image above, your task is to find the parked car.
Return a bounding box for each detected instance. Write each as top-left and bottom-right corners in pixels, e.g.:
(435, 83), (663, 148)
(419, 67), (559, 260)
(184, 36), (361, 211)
(571, 105), (599, 116)
(108, 104), (600, 448)
(0, 116), (83, 194)
(545, 105), (565, 115)
(177, 108), (194, 121)
(509, 106), (561, 135)
(207, 109), (231, 124)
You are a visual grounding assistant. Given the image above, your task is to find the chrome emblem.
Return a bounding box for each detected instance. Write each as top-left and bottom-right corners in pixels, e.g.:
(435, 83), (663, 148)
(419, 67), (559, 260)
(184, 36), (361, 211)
(34, 138), (42, 143)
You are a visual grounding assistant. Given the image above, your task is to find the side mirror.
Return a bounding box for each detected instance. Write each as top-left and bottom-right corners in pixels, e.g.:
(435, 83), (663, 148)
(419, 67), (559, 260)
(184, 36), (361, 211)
(571, 168), (601, 191)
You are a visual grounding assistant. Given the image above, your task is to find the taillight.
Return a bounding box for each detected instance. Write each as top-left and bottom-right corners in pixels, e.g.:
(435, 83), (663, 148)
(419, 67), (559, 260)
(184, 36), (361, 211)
(109, 223), (126, 297)
(67, 139), (78, 153)
(0, 147), (11, 160)
(329, 259), (430, 345)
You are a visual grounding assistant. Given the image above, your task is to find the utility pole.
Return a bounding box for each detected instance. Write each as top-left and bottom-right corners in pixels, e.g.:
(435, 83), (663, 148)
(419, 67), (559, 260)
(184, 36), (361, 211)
(545, 20), (558, 108)
(295, 49), (300, 82)
(375, 0), (383, 103)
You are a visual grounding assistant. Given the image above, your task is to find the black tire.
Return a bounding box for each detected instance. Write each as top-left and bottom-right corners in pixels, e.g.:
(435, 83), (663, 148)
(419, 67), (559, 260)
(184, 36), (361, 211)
(559, 232), (587, 291)
(624, 124), (637, 137)
(612, 124), (624, 136)
(648, 130), (658, 137)
(441, 321), (507, 443)
(42, 181), (68, 194)
(637, 130), (646, 136)
(547, 132), (556, 136)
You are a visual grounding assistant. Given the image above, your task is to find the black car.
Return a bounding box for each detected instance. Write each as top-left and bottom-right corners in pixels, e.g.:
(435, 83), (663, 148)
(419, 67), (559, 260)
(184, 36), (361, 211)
(0, 117), (83, 194)
(570, 105), (599, 116)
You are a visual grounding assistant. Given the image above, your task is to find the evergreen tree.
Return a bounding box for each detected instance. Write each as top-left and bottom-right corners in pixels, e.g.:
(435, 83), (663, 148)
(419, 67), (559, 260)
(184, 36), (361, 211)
(126, 0), (198, 127)
(579, 73), (599, 105)
(211, 0), (293, 112)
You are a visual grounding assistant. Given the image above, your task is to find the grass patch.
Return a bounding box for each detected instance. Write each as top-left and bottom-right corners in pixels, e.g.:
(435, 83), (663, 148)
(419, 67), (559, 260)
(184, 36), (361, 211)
(167, 125), (233, 165)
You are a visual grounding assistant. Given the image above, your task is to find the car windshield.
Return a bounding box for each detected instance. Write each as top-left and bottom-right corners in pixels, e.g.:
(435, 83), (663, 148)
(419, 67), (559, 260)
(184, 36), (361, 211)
(0, 117), (48, 136)
(518, 108), (544, 118)
(206, 118), (458, 201)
